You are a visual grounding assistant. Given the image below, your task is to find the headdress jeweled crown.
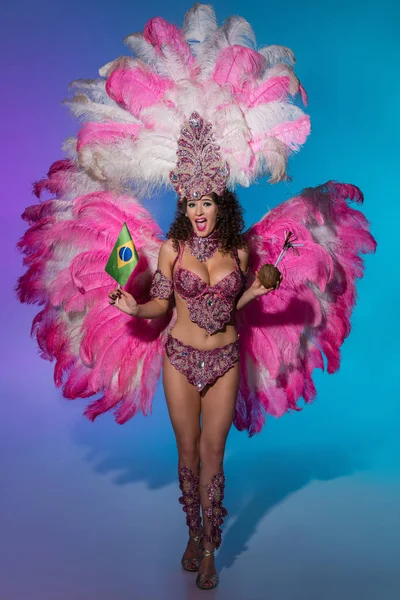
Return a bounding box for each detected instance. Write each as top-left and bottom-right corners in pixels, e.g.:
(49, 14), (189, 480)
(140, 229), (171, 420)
(169, 112), (229, 200)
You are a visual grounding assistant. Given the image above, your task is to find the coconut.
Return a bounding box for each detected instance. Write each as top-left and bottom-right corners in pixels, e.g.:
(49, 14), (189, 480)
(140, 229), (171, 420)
(257, 264), (282, 289)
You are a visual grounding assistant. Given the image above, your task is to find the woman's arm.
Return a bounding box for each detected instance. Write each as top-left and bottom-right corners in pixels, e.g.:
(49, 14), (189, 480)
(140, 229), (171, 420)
(236, 286), (258, 311)
(236, 274), (278, 310)
(135, 240), (176, 318)
(109, 240), (176, 318)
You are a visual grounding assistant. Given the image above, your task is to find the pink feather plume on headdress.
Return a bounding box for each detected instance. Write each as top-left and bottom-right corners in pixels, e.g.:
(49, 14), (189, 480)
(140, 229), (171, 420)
(70, 4), (310, 196)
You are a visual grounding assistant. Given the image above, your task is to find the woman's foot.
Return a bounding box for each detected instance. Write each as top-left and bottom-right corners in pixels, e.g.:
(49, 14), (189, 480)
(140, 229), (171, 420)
(181, 530), (202, 572)
(196, 546), (218, 590)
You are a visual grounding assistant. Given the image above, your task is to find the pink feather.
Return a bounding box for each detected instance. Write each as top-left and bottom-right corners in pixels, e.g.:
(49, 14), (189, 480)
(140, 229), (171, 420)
(106, 67), (173, 118)
(213, 45), (265, 93)
(269, 115), (311, 149)
(77, 122), (141, 150)
(144, 17), (195, 66)
(16, 160), (171, 424)
(235, 181), (376, 435)
(243, 76), (291, 107)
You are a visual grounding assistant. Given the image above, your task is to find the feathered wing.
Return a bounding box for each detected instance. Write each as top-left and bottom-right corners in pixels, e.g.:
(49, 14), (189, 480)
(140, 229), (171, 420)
(235, 182), (376, 436)
(16, 158), (173, 423)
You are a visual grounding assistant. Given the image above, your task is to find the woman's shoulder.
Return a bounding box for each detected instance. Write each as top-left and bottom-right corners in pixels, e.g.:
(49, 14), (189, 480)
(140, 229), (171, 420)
(237, 245), (249, 259)
(160, 238), (180, 260)
(236, 245), (249, 273)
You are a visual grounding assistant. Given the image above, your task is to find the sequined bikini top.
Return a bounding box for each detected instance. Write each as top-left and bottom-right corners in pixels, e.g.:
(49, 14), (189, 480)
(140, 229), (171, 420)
(172, 242), (246, 335)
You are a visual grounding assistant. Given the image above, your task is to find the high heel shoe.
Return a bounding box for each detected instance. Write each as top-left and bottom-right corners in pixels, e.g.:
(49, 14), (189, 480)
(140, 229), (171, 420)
(195, 471), (227, 590)
(181, 531), (203, 572)
(195, 547), (219, 590)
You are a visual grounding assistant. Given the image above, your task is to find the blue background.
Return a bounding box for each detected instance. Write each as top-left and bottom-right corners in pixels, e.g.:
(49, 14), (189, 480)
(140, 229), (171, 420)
(1, 1), (399, 598)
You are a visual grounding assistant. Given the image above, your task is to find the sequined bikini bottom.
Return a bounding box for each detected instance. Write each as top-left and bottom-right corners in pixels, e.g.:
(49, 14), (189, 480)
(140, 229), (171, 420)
(165, 334), (240, 391)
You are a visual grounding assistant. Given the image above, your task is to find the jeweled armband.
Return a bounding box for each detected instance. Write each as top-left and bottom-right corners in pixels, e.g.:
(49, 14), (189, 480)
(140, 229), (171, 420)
(150, 269), (174, 300)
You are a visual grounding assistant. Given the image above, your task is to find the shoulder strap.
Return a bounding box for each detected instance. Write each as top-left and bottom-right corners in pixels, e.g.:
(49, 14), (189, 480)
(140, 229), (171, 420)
(177, 241), (185, 269)
(171, 241), (183, 273)
(232, 246), (241, 269)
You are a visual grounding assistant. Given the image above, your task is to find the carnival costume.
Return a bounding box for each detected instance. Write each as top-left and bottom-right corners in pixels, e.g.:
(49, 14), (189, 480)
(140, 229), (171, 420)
(152, 235), (245, 390)
(16, 4), (376, 589)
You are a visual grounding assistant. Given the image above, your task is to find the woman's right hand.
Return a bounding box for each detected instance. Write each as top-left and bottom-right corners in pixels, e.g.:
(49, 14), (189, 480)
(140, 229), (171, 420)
(108, 287), (138, 316)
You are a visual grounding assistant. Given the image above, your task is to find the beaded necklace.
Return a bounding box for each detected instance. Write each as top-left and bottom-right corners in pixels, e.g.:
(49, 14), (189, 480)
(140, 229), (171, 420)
(186, 230), (219, 262)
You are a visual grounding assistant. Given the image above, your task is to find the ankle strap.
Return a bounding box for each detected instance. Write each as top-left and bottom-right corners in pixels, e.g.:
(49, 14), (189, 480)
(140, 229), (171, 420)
(201, 547), (215, 558)
(189, 532), (203, 543)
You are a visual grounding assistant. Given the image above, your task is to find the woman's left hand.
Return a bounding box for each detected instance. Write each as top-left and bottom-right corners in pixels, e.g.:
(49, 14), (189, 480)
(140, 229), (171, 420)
(251, 270), (283, 298)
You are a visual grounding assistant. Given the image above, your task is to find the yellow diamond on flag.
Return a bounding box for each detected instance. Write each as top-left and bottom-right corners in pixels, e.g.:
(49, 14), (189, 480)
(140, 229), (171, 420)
(105, 223), (139, 287)
(117, 239), (136, 269)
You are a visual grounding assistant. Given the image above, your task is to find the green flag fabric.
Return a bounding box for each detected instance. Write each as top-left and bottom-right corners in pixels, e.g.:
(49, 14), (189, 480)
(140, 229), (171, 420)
(105, 222), (139, 286)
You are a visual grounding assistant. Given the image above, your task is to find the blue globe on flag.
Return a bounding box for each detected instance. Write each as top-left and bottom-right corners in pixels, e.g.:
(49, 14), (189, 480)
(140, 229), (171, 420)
(119, 245), (133, 263)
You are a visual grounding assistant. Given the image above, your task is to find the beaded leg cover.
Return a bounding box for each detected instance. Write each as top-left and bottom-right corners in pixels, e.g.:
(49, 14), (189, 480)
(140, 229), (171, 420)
(202, 472), (227, 550)
(178, 466), (202, 572)
(196, 472), (227, 589)
(178, 466), (202, 533)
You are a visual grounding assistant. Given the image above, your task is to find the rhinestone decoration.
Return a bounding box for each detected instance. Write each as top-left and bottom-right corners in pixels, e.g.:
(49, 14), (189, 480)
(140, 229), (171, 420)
(173, 243), (247, 335)
(166, 335), (240, 391)
(150, 269), (174, 300)
(178, 466), (202, 534)
(187, 231), (219, 262)
(203, 472), (228, 550)
(169, 111), (230, 200)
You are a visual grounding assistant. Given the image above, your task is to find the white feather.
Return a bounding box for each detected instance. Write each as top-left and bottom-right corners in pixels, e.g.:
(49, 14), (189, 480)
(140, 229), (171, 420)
(69, 79), (114, 106)
(123, 32), (160, 67)
(245, 101), (305, 134)
(201, 80), (229, 109)
(64, 94), (140, 124)
(182, 3), (218, 56)
(251, 136), (288, 183)
(172, 81), (207, 118)
(98, 56), (140, 78)
(262, 63), (300, 95)
(157, 45), (194, 83)
(258, 45), (295, 68)
(220, 15), (256, 49)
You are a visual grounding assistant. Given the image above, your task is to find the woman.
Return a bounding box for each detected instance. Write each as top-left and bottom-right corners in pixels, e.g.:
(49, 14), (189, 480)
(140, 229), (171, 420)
(108, 189), (281, 589)
(15, 3), (375, 594)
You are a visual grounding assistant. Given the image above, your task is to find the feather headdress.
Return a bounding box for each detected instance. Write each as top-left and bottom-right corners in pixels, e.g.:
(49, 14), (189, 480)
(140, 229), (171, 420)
(68, 4), (310, 197)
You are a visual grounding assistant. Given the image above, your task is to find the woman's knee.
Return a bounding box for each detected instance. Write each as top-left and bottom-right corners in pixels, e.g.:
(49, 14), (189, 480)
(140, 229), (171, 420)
(199, 436), (226, 469)
(177, 436), (200, 466)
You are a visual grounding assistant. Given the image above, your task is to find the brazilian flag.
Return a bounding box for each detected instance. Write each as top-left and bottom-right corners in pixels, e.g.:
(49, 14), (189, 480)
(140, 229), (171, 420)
(105, 222), (138, 286)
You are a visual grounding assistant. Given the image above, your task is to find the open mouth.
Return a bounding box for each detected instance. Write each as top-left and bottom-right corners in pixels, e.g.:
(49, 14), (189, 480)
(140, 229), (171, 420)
(195, 218), (207, 232)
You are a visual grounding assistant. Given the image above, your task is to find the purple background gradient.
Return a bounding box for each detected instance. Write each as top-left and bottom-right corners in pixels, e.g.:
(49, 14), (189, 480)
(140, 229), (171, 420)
(1, 1), (399, 599)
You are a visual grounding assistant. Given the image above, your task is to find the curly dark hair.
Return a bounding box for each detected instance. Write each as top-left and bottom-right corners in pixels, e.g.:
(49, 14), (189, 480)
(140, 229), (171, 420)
(166, 189), (247, 255)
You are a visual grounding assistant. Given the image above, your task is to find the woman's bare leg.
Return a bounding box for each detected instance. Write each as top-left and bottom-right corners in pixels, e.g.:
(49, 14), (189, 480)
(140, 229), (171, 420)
(162, 355), (202, 567)
(198, 363), (240, 586)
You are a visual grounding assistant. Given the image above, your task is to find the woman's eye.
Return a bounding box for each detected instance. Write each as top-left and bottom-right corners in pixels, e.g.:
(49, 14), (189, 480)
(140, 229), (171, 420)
(203, 202), (212, 207)
(188, 203), (195, 208)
